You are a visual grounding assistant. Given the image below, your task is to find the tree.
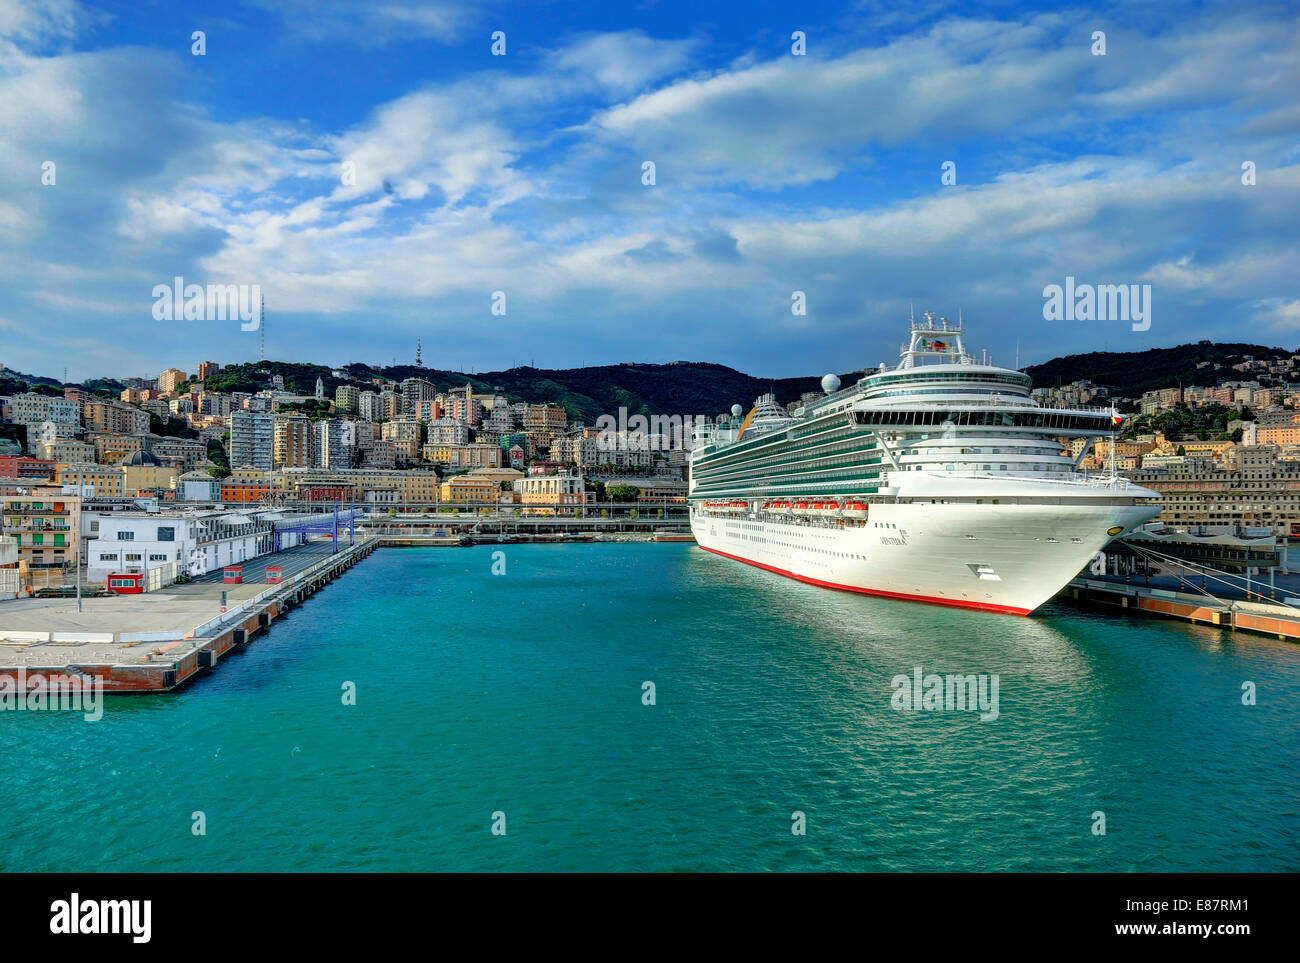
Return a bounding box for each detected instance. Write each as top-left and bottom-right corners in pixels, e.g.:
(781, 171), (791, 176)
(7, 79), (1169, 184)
(607, 484), (640, 503)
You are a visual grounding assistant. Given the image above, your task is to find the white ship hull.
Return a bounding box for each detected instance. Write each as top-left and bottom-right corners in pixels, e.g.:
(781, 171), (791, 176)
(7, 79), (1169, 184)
(690, 475), (1160, 615)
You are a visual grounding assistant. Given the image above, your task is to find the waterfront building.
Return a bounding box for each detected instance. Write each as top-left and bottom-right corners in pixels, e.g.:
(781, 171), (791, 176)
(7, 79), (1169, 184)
(34, 420), (79, 442)
(378, 389), (402, 421)
(221, 473), (274, 503)
(85, 509), (299, 584)
(119, 451), (180, 495)
(151, 436), (209, 471)
(88, 432), (143, 465)
(440, 474), (497, 504)
(1127, 444), (1300, 537)
(359, 439), (397, 468)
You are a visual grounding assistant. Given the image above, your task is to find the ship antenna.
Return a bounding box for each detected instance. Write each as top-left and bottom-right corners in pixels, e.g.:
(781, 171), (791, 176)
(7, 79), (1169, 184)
(909, 301), (914, 324)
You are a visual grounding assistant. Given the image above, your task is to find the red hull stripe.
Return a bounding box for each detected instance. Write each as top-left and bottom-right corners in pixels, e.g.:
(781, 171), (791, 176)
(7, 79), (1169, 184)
(698, 545), (1032, 616)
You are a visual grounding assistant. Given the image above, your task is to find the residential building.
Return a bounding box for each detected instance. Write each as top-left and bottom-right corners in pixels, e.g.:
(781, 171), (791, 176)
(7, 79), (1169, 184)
(230, 409), (274, 471)
(422, 443), (502, 469)
(381, 418), (422, 463)
(524, 403), (567, 446)
(425, 418), (470, 446)
(273, 413), (313, 468)
(158, 368), (188, 394)
(84, 399), (149, 435)
(11, 392), (80, 428)
(0, 455), (57, 480)
(335, 385), (360, 414)
(2, 485), (80, 571)
(35, 439), (96, 463)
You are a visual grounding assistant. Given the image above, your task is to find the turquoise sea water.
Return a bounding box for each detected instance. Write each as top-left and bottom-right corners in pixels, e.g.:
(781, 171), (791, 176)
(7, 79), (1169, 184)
(2, 543), (1297, 872)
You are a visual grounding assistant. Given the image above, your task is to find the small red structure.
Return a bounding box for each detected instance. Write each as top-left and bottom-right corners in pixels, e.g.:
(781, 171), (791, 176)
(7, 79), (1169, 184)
(222, 566), (243, 584)
(265, 565), (283, 584)
(106, 573), (145, 594)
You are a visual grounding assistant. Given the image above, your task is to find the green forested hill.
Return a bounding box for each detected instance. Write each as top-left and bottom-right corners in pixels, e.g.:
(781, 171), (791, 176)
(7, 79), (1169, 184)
(1024, 341), (1292, 395)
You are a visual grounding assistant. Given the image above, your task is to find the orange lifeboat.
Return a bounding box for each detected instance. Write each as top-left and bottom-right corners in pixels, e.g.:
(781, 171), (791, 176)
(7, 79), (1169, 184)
(842, 501), (868, 519)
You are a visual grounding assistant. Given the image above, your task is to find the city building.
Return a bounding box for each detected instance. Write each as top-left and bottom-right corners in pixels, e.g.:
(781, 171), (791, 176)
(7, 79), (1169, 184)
(335, 385), (360, 414)
(158, 368), (188, 394)
(514, 472), (589, 515)
(1126, 445), (1300, 538)
(273, 413), (313, 468)
(0, 455), (57, 480)
(230, 410), (274, 471)
(380, 418), (422, 463)
(2, 485), (81, 572)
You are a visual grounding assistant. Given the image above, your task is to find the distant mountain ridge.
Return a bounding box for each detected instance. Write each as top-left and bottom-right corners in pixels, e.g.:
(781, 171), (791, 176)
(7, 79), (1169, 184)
(6, 340), (1293, 424)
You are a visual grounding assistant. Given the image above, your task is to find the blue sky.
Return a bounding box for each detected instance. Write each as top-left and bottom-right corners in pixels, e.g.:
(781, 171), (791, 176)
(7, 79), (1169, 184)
(2, 0), (1298, 382)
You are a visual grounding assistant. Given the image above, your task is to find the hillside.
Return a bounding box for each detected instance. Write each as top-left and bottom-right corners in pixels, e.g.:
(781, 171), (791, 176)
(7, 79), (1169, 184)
(1024, 341), (1292, 396)
(5, 339), (1294, 424)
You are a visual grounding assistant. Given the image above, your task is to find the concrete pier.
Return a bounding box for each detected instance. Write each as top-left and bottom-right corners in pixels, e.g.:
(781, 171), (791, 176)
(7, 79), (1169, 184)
(1060, 576), (1300, 641)
(0, 538), (378, 692)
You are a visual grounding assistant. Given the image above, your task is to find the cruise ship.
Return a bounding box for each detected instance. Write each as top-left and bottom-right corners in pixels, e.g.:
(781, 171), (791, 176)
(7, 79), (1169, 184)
(688, 313), (1162, 615)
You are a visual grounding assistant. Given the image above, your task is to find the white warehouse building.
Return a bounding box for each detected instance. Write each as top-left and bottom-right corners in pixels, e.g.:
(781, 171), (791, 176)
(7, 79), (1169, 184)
(85, 509), (306, 584)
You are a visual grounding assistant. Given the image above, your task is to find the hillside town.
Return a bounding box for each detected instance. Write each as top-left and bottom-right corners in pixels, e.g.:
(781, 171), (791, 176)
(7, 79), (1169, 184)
(0, 358), (692, 595)
(3, 347), (1300, 597)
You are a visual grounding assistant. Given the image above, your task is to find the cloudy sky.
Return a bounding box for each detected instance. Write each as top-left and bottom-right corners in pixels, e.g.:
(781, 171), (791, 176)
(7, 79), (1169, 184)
(2, 0), (1297, 382)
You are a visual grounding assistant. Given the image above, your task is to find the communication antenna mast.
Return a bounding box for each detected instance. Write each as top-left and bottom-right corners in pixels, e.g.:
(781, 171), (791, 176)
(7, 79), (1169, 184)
(259, 294), (265, 362)
(416, 339), (423, 367)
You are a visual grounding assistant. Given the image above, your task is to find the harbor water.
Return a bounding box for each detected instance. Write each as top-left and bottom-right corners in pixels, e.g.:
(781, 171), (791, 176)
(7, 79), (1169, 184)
(2, 543), (1296, 872)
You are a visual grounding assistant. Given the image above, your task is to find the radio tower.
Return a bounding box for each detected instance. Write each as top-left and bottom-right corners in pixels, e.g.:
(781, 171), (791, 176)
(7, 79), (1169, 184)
(259, 294), (265, 362)
(415, 338), (423, 367)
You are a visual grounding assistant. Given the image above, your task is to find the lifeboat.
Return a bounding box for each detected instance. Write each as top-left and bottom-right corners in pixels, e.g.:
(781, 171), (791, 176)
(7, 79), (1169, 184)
(823, 501), (841, 516)
(793, 501), (811, 516)
(841, 500), (868, 519)
(811, 501), (826, 515)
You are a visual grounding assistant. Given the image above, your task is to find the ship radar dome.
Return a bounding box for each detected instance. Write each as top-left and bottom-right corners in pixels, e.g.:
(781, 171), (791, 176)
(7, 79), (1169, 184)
(821, 373), (840, 394)
(730, 404), (744, 417)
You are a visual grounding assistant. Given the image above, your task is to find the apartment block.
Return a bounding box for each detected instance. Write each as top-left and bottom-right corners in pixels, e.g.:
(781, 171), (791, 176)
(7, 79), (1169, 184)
(2, 486), (81, 570)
